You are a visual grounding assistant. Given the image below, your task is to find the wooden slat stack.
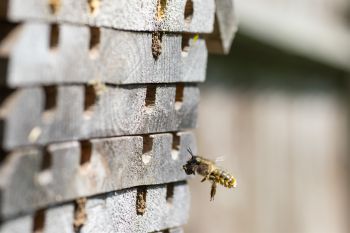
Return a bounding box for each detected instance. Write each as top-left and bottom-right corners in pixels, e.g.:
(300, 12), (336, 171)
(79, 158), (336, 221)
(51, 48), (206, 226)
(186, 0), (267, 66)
(0, 0), (237, 232)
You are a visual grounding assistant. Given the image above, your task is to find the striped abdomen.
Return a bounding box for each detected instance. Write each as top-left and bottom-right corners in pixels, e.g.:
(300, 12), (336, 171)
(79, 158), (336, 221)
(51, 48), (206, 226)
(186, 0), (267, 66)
(210, 169), (237, 188)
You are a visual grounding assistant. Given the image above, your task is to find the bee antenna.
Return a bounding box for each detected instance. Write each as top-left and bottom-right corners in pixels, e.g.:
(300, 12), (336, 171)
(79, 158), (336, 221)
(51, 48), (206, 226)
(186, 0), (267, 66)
(187, 147), (194, 158)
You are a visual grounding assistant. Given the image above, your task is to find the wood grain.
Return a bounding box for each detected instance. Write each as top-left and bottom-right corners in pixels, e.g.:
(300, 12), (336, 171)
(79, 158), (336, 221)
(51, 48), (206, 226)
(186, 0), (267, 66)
(0, 132), (195, 219)
(0, 84), (199, 150)
(1, 22), (207, 87)
(0, 183), (189, 233)
(4, 0), (215, 33)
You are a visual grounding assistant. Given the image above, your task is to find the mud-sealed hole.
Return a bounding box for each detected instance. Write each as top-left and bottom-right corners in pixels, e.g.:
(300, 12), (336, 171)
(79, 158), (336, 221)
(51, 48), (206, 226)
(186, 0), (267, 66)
(48, 0), (61, 15)
(142, 135), (153, 164)
(184, 0), (194, 25)
(175, 84), (184, 110)
(151, 31), (163, 60)
(42, 86), (57, 120)
(136, 186), (147, 215)
(156, 0), (167, 21)
(84, 84), (97, 118)
(181, 34), (191, 57)
(73, 198), (87, 232)
(33, 209), (45, 233)
(89, 27), (100, 59)
(80, 140), (92, 167)
(166, 183), (174, 204)
(87, 0), (100, 15)
(171, 133), (180, 160)
(145, 85), (157, 108)
(49, 24), (60, 51)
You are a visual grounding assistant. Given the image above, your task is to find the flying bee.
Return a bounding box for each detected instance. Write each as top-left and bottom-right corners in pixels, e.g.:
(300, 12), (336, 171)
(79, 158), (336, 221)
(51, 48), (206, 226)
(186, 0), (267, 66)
(183, 148), (237, 201)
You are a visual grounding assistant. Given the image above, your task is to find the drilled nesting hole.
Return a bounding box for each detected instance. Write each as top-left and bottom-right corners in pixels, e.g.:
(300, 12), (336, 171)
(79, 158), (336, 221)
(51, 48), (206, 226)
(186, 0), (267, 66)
(0, 88), (15, 109)
(0, 148), (8, 165)
(49, 24), (60, 52)
(42, 86), (57, 120)
(48, 0), (61, 15)
(166, 183), (174, 204)
(87, 0), (100, 15)
(171, 133), (180, 160)
(89, 27), (100, 59)
(175, 84), (184, 110)
(80, 140), (92, 168)
(136, 186), (147, 215)
(41, 147), (52, 171)
(0, 22), (20, 47)
(84, 85), (97, 118)
(33, 209), (45, 233)
(36, 147), (53, 185)
(181, 34), (191, 57)
(145, 85), (157, 109)
(184, 0), (194, 25)
(142, 135), (153, 164)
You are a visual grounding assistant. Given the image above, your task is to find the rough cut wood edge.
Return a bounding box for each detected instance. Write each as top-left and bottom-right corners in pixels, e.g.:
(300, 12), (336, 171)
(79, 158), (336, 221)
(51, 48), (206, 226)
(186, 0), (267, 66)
(0, 132), (196, 219)
(206, 0), (238, 54)
(3, 0), (214, 33)
(0, 84), (199, 150)
(0, 182), (189, 233)
(1, 22), (207, 87)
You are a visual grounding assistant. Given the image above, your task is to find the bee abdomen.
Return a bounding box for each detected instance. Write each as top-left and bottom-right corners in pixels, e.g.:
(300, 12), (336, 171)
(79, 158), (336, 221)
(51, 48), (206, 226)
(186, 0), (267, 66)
(218, 171), (236, 189)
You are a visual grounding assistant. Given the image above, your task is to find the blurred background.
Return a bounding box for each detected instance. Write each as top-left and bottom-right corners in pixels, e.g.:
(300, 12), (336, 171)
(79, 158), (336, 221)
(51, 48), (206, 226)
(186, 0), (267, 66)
(185, 0), (350, 232)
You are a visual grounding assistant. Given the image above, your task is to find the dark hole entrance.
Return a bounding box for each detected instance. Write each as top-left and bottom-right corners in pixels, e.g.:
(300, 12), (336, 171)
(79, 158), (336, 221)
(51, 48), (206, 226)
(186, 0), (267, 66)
(49, 24), (60, 51)
(80, 140), (92, 166)
(145, 85), (157, 107)
(89, 27), (100, 59)
(142, 135), (153, 154)
(33, 209), (45, 233)
(184, 0), (194, 24)
(84, 85), (97, 118)
(166, 183), (174, 204)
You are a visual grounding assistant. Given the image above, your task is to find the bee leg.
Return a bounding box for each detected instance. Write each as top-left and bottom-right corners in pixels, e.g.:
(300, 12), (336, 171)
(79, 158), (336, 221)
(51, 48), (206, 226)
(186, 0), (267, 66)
(210, 182), (217, 201)
(201, 176), (209, 182)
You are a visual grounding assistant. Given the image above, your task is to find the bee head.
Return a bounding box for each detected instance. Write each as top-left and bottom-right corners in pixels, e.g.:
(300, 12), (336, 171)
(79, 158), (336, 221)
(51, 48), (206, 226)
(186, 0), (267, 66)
(183, 148), (201, 175)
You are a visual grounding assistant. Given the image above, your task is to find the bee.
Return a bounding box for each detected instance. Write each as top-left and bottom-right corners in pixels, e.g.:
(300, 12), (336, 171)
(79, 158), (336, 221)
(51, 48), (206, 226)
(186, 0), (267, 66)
(183, 148), (237, 201)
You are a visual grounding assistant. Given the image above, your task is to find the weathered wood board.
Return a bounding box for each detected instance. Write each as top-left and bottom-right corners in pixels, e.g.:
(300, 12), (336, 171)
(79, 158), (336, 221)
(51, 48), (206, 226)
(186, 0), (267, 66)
(0, 84), (199, 150)
(2, 0), (215, 33)
(206, 0), (237, 54)
(0, 132), (196, 219)
(0, 22), (207, 87)
(0, 182), (189, 233)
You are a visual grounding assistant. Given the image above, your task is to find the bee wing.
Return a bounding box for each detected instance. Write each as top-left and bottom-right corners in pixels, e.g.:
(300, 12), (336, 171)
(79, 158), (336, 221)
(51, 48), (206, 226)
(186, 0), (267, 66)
(215, 156), (225, 163)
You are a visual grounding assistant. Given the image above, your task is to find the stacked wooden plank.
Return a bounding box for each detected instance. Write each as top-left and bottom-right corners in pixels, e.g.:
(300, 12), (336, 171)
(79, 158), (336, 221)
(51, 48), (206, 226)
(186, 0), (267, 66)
(0, 0), (237, 232)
